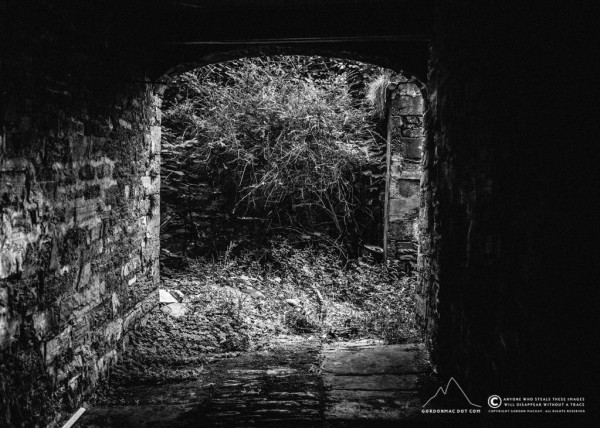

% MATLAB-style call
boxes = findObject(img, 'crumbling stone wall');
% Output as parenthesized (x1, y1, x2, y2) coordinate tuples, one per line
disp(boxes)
(160, 174, 266, 256)
(385, 80, 424, 270)
(160, 141, 388, 258)
(0, 39, 160, 425)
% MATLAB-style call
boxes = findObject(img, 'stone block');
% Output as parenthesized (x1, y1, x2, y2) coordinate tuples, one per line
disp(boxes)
(60, 277, 103, 322)
(0, 287, 20, 350)
(71, 316, 90, 345)
(70, 136, 94, 162)
(78, 163, 95, 180)
(123, 290, 157, 333)
(414, 294, 426, 319)
(45, 325, 72, 364)
(33, 309, 57, 340)
(75, 199, 101, 228)
(0, 172, 27, 206)
(0, 244, 25, 280)
(141, 175, 160, 195)
(401, 137, 424, 159)
(118, 119, 132, 130)
(392, 95, 424, 115)
(401, 127, 423, 138)
(96, 349, 117, 379)
(95, 163, 112, 179)
(77, 262, 92, 289)
(390, 179, 420, 199)
(403, 115, 422, 125)
(104, 318, 123, 343)
(388, 195, 420, 216)
(111, 292, 120, 316)
(399, 163, 421, 180)
(121, 255, 141, 278)
(389, 218, 418, 239)
(147, 125, 161, 154)
(388, 239, 417, 251)
(395, 83, 422, 98)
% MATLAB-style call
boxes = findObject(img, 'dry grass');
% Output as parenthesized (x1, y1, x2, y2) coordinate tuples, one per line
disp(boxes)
(366, 73, 391, 120)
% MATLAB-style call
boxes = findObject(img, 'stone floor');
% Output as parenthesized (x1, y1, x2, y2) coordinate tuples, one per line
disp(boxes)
(79, 338, 438, 427)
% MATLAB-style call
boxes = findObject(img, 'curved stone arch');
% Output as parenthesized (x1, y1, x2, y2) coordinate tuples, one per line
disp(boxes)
(153, 43, 428, 84)
(156, 50, 426, 278)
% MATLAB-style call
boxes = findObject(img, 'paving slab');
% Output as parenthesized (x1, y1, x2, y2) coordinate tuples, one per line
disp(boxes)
(322, 341, 435, 423)
(80, 339, 437, 427)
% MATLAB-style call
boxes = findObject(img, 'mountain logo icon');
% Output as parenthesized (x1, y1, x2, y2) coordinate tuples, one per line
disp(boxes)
(423, 377, 482, 409)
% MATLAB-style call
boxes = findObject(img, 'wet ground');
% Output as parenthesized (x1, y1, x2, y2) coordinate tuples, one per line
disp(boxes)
(80, 337, 438, 427)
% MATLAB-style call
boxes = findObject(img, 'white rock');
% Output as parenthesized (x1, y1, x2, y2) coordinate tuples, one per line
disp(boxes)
(161, 303, 188, 318)
(159, 289, 178, 303)
(363, 244, 383, 253)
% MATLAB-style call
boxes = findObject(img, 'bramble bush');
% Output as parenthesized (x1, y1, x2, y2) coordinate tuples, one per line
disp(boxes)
(161, 56, 387, 258)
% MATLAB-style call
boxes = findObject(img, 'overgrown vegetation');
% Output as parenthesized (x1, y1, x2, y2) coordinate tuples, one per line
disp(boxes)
(161, 56, 389, 258)
(149, 58, 419, 388)
(104, 238, 417, 387)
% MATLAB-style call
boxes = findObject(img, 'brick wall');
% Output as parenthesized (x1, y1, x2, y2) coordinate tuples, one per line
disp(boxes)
(0, 37, 160, 425)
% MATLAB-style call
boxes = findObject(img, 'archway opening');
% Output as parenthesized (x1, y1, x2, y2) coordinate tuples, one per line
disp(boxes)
(161, 55, 423, 341)
(87, 54, 433, 425)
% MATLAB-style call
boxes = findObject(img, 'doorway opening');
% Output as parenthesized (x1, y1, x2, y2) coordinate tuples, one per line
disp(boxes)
(87, 55, 432, 424)
(158, 55, 422, 346)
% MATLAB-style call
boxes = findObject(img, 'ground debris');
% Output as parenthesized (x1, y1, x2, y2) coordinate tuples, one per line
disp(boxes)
(90, 240, 420, 419)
